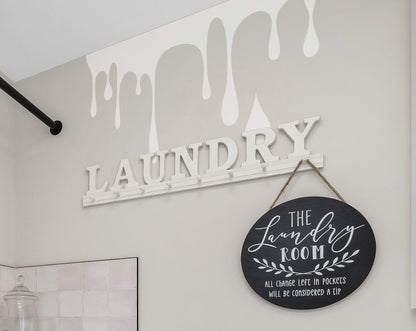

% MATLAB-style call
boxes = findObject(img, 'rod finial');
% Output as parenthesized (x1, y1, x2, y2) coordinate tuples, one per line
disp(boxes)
(50, 120, 63, 135)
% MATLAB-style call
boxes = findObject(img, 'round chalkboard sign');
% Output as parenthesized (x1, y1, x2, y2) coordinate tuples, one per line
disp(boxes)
(241, 197, 376, 309)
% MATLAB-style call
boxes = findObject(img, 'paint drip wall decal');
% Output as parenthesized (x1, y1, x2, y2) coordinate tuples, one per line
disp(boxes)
(86, 0, 320, 155)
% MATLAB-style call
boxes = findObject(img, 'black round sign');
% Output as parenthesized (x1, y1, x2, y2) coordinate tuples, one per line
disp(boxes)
(241, 197, 376, 309)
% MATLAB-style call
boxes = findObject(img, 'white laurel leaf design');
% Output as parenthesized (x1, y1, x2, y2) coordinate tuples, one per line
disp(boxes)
(252, 250, 360, 278)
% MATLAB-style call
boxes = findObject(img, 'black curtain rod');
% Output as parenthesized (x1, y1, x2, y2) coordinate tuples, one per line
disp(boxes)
(0, 76, 62, 135)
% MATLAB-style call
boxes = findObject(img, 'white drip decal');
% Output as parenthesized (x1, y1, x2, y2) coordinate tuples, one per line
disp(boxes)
(245, 95, 271, 131)
(245, 95, 271, 144)
(221, 32, 239, 126)
(86, 0, 320, 151)
(104, 74, 113, 101)
(268, 14, 280, 60)
(303, 0, 319, 57)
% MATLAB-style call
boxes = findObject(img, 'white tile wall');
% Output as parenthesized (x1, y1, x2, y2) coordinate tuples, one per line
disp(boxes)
(59, 291, 83, 317)
(84, 291, 108, 317)
(0, 267, 15, 292)
(109, 259, 137, 289)
(0, 258, 138, 331)
(109, 290, 137, 318)
(37, 266, 59, 292)
(0, 266, 14, 331)
(83, 318, 109, 331)
(38, 292, 59, 317)
(108, 318, 137, 331)
(38, 318, 59, 331)
(59, 317, 82, 331)
(84, 261, 109, 290)
(16, 267, 37, 291)
(0, 291, 6, 331)
(58, 264, 82, 291)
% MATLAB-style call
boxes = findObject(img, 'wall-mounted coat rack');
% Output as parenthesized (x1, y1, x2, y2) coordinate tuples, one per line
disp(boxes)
(0, 76, 62, 135)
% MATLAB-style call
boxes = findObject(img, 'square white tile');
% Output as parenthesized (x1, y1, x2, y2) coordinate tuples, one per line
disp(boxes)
(38, 317, 59, 331)
(83, 318, 108, 331)
(59, 291, 83, 317)
(109, 290, 137, 318)
(37, 266, 59, 292)
(0, 292, 7, 320)
(0, 317, 7, 331)
(37, 292, 59, 318)
(83, 291, 108, 317)
(0, 266, 16, 292)
(59, 264, 82, 291)
(84, 261, 109, 290)
(109, 259, 137, 289)
(108, 318, 137, 331)
(59, 317, 82, 331)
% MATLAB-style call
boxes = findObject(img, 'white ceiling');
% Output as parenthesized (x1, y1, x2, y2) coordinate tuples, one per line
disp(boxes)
(0, 0, 228, 82)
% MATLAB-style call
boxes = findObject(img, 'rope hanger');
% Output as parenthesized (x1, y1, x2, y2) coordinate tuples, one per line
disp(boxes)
(269, 159, 345, 210)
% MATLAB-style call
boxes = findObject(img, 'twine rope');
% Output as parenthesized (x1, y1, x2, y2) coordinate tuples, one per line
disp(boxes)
(269, 159, 345, 210)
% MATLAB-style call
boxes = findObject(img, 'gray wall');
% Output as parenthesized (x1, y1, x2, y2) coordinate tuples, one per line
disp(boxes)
(0, 86, 16, 266)
(10, 0, 416, 329)
(411, 0, 416, 307)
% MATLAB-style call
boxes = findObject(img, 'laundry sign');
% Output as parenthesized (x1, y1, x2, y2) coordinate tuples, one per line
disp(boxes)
(241, 197, 376, 309)
(83, 116, 322, 207)
(82, 0, 325, 208)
